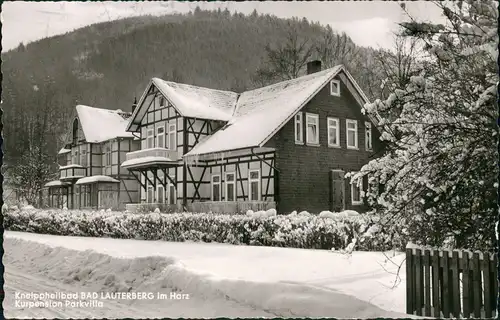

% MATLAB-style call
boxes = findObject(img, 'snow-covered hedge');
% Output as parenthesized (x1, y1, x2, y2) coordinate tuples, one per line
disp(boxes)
(4, 208, 408, 251)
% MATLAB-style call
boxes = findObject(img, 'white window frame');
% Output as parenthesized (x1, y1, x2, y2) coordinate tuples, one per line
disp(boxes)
(105, 144, 112, 167)
(157, 185, 165, 204)
(147, 186, 154, 203)
(167, 122, 176, 151)
(73, 150, 79, 165)
(351, 174, 363, 205)
(159, 96, 166, 107)
(294, 112, 304, 144)
(327, 117, 340, 147)
(305, 113, 319, 145)
(330, 79, 340, 97)
(211, 174, 221, 201)
(168, 182, 176, 205)
(225, 172, 236, 202)
(157, 126, 165, 148)
(365, 121, 372, 151)
(146, 129, 154, 149)
(346, 119, 358, 149)
(248, 169, 261, 201)
(80, 149, 87, 166)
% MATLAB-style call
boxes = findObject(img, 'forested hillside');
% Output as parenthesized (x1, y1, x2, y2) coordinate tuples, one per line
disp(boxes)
(2, 8, 392, 200)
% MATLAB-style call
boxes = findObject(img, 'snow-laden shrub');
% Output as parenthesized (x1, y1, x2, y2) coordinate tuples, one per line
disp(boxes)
(4, 209, 404, 251)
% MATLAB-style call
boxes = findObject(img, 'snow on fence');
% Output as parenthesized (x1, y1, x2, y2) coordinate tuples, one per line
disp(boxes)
(406, 248, 498, 318)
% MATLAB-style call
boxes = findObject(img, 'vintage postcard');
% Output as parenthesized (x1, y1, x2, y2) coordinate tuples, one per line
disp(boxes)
(2, 1, 498, 318)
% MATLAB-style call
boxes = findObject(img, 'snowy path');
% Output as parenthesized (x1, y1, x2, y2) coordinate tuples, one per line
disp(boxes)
(4, 232, 418, 318)
(3, 238, 277, 318)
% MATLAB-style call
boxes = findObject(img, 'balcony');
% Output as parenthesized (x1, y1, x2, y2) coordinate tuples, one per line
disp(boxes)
(122, 148, 179, 170)
(59, 164, 86, 181)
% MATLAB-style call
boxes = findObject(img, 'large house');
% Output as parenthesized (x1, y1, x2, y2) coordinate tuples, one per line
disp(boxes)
(44, 105, 140, 210)
(122, 61, 381, 214)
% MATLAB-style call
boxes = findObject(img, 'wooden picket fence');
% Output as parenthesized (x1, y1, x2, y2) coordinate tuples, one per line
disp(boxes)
(406, 248, 498, 318)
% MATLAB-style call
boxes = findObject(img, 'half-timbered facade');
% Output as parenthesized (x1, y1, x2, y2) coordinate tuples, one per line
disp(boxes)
(45, 105, 140, 210)
(124, 61, 380, 214)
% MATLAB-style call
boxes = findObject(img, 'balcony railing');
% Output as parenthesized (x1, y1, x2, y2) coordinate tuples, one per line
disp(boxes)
(122, 148, 179, 169)
(59, 164, 86, 181)
(125, 148, 179, 162)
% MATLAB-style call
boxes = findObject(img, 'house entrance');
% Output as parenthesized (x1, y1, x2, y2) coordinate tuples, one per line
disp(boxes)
(330, 169, 345, 212)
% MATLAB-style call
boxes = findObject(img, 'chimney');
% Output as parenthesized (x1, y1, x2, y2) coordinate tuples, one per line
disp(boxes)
(307, 60, 322, 75)
(131, 97, 137, 113)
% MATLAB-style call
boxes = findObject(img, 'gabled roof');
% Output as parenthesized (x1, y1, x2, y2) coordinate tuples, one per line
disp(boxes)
(127, 64, 373, 158)
(76, 105, 134, 143)
(127, 79, 237, 131)
(185, 66, 347, 158)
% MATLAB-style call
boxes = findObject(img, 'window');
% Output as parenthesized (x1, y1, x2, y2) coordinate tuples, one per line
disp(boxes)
(306, 113, 319, 145)
(327, 117, 340, 147)
(248, 169, 261, 201)
(365, 122, 372, 151)
(168, 184, 176, 205)
(157, 126, 165, 148)
(157, 185, 165, 204)
(147, 129, 154, 149)
(346, 119, 358, 149)
(73, 150, 79, 165)
(80, 149, 87, 167)
(167, 123, 176, 151)
(105, 145, 111, 167)
(351, 174, 363, 205)
(159, 96, 166, 107)
(294, 112, 303, 144)
(225, 172, 236, 202)
(72, 119, 78, 144)
(211, 174, 221, 201)
(147, 186, 154, 203)
(330, 80, 340, 96)
(82, 185, 91, 207)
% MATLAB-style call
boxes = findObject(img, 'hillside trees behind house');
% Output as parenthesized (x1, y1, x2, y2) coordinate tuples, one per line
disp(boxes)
(351, 0, 498, 250)
(2, 8, 397, 204)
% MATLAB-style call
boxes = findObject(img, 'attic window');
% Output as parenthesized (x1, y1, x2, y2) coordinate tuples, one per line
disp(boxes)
(330, 80, 340, 97)
(159, 96, 166, 107)
(72, 119, 78, 144)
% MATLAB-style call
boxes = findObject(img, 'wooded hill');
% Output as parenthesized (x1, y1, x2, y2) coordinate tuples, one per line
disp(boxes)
(2, 8, 389, 174)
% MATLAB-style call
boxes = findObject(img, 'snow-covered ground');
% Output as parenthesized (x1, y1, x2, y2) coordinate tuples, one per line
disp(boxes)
(4, 231, 417, 318)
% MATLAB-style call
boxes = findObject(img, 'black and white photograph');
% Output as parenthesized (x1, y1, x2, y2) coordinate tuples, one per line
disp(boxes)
(1, 0, 498, 318)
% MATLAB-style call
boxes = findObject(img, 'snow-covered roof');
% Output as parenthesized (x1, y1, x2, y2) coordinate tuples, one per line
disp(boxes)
(185, 66, 344, 158)
(75, 175, 120, 185)
(76, 105, 134, 143)
(121, 156, 176, 168)
(59, 164, 84, 170)
(127, 79, 237, 131)
(44, 180, 70, 187)
(128, 64, 372, 158)
(58, 148, 71, 155)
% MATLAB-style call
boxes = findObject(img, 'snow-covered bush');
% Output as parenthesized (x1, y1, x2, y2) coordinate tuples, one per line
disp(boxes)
(4, 208, 404, 251)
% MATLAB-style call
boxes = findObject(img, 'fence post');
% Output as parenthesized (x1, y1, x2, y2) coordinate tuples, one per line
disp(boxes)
(406, 248, 414, 315)
(483, 252, 492, 318)
(462, 250, 471, 318)
(432, 249, 441, 318)
(442, 250, 451, 317)
(415, 248, 423, 316)
(424, 250, 432, 316)
(472, 252, 482, 318)
(452, 250, 461, 317)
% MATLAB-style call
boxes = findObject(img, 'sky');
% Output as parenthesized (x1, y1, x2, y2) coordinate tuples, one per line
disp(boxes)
(1, 1, 446, 52)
